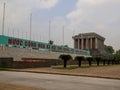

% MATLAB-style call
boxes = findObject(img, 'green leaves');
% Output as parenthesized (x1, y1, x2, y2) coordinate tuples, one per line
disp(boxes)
(114, 53, 120, 61)
(74, 56, 85, 61)
(104, 45, 114, 54)
(59, 54, 72, 61)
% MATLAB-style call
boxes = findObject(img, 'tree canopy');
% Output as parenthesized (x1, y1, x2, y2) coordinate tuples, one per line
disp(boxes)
(114, 52, 120, 61)
(74, 56, 85, 61)
(59, 54, 72, 61)
(104, 45, 114, 54)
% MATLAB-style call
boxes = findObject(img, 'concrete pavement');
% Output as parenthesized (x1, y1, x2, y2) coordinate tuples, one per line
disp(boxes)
(0, 71, 120, 90)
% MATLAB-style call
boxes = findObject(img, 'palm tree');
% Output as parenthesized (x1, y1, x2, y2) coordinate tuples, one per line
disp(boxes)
(59, 54, 72, 68)
(75, 56, 85, 67)
(86, 57, 93, 66)
(95, 57, 101, 66)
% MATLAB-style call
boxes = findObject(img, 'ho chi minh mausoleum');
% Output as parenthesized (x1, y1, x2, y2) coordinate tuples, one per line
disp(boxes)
(73, 32, 106, 57)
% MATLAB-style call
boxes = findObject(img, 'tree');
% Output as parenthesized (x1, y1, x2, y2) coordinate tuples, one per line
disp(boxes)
(107, 58, 110, 65)
(75, 56, 85, 67)
(95, 57, 101, 66)
(116, 49, 120, 53)
(102, 58, 106, 66)
(114, 52, 120, 64)
(104, 45, 114, 54)
(49, 40, 54, 44)
(59, 54, 72, 68)
(86, 57, 93, 66)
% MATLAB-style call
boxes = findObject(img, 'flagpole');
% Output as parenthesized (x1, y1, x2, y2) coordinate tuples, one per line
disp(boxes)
(49, 20, 51, 42)
(48, 20, 51, 53)
(30, 13, 32, 41)
(29, 13, 32, 51)
(2, 3, 6, 50)
(2, 3, 6, 36)
(63, 26, 64, 46)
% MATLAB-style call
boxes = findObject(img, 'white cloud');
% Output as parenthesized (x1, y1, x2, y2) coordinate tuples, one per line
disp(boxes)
(0, 0, 59, 37)
(0, 0, 120, 50)
(67, 0, 111, 20)
(77, 0, 108, 6)
(39, 0, 59, 9)
(66, 9, 83, 20)
(66, 0, 120, 50)
(0, 0, 59, 9)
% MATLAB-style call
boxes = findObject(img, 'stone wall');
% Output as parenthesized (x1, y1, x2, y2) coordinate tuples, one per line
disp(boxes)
(12, 62, 51, 69)
(0, 57, 13, 68)
(0, 46, 89, 61)
(0, 58, 53, 68)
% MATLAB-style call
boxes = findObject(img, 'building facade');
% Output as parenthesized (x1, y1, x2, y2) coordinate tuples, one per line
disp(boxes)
(73, 32, 105, 57)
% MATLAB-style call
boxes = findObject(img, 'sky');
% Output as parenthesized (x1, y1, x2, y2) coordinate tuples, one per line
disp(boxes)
(0, 0, 120, 50)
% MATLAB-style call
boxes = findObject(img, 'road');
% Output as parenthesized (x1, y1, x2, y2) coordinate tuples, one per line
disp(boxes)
(0, 71, 120, 90)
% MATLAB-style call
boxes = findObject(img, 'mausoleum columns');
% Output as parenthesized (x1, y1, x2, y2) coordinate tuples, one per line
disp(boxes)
(90, 38, 93, 49)
(95, 38, 98, 49)
(74, 37, 98, 50)
(73, 33, 105, 57)
(81, 38, 83, 49)
(78, 38, 80, 49)
(86, 38, 88, 49)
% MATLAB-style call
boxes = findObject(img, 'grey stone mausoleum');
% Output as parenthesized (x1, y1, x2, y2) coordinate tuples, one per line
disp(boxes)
(73, 32, 105, 57)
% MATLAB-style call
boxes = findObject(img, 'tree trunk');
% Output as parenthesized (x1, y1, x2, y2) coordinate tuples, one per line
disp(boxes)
(108, 60, 110, 65)
(112, 60, 114, 65)
(117, 61, 119, 64)
(97, 60, 99, 66)
(103, 60, 105, 66)
(78, 60, 82, 67)
(64, 60, 67, 68)
(88, 60, 92, 66)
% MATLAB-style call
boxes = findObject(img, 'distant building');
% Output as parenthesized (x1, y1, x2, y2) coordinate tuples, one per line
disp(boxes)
(73, 32, 105, 57)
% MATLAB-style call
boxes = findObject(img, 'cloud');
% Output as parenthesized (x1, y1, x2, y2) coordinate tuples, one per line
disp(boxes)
(66, 9, 83, 20)
(39, 0, 59, 9)
(77, 0, 108, 6)
(0, 0, 59, 9)
(0, 0, 120, 50)
(66, 0, 120, 50)
(67, 0, 111, 20)
(0, 0, 59, 36)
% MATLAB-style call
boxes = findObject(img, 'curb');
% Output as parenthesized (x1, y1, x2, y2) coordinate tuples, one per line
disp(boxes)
(10, 70, 120, 80)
